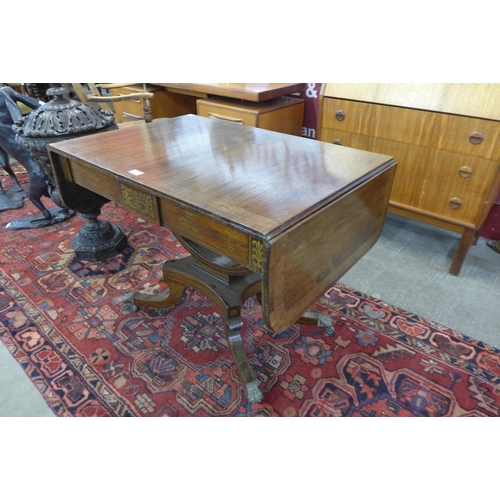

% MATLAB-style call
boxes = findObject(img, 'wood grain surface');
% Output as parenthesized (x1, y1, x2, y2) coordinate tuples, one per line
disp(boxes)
(154, 83, 306, 102)
(48, 115, 396, 332)
(49, 115, 394, 238)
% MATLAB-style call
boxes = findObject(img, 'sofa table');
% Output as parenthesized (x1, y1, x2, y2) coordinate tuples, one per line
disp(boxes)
(48, 115, 396, 403)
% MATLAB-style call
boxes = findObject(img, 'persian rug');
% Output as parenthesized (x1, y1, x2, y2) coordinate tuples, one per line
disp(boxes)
(1, 167, 500, 417)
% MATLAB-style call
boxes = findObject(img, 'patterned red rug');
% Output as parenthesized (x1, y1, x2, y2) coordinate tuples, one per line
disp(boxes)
(1, 168, 500, 417)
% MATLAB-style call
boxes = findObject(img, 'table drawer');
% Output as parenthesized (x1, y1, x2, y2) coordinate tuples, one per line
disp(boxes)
(197, 96, 304, 136)
(320, 129, 500, 225)
(320, 97, 500, 160)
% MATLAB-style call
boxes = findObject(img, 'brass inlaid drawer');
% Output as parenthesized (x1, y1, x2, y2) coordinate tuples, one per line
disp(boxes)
(118, 180, 161, 225)
(320, 97, 500, 160)
(158, 196, 261, 272)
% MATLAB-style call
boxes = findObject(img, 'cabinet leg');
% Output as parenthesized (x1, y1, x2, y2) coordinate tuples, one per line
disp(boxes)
(449, 228, 475, 276)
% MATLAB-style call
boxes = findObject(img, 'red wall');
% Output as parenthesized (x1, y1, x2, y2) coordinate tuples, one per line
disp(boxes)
(290, 83, 321, 140)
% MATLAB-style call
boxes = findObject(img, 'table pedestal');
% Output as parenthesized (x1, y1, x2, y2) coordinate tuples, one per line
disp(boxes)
(128, 236, 333, 404)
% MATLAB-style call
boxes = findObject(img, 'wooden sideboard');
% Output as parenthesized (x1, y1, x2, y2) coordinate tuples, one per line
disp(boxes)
(318, 83, 500, 275)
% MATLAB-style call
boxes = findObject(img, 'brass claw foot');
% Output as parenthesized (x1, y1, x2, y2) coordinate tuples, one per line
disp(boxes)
(297, 311, 334, 333)
(316, 313, 333, 328)
(122, 292, 138, 311)
(246, 381, 263, 404)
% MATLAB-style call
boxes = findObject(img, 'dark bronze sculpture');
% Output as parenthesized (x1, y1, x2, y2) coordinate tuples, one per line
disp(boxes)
(0, 86, 41, 211)
(11, 86, 127, 260)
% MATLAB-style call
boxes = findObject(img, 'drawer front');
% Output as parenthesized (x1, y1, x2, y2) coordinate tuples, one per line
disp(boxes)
(113, 99, 145, 122)
(197, 101, 257, 126)
(118, 180, 161, 225)
(111, 87, 152, 122)
(320, 97, 500, 160)
(320, 129, 500, 226)
(158, 196, 257, 271)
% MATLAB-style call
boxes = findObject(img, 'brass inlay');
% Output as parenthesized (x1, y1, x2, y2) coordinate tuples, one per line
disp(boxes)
(120, 183, 156, 220)
(249, 238, 264, 274)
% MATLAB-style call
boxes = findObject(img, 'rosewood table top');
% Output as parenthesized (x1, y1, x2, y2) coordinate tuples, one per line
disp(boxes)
(48, 114, 395, 331)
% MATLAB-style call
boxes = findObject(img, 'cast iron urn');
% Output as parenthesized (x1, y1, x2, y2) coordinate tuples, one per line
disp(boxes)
(13, 86, 128, 261)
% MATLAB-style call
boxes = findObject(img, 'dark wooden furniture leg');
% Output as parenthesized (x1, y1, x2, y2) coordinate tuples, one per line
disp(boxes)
(160, 257, 263, 402)
(127, 235, 334, 403)
(127, 234, 264, 403)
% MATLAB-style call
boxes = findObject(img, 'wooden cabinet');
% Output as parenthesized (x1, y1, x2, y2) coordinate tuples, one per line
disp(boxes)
(111, 84, 198, 122)
(318, 83, 500, 275)
(197, 96, 304, 136)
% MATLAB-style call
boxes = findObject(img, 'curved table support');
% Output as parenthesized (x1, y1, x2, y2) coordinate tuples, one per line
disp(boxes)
(129, 252, 263, 403)
(126, 238, 331, 404)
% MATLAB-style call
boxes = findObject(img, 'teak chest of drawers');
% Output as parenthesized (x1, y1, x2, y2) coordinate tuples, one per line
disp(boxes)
(318, 83, 500, 275)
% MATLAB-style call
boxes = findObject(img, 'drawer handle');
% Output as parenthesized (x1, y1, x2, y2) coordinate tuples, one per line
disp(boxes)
(207, 112, 244, 125)
(333, 139, 343, 145)
(469, 131, 484, 144)
(449, 197, 462, 209)
(122, 112, 142, 120)
(335, 110, 346, 121)
(459, 166, 473, 178)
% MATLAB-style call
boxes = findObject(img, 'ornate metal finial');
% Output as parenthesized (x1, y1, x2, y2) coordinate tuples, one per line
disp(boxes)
(9, 86, 119, 236)
(14, 86, 116, 138)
